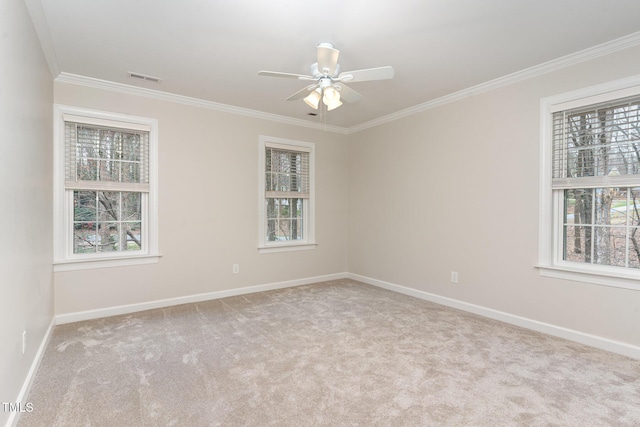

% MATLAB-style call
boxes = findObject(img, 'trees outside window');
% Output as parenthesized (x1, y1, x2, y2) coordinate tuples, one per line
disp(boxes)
(54, 106, 158, 270)
(553, 96, 640, 269)
(70, 125, 146, 254)
(258, 136, 315, 253)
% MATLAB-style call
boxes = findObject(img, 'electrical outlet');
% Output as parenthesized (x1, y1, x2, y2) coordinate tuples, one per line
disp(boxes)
(232, 264, 239, 274)
(22, 331, 26, 355)
(450, 271, 459, 284)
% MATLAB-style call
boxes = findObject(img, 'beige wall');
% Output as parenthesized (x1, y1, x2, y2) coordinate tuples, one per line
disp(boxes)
(53, 83, 349, 315)
(53, 44, 640, 350)
(348, 44, 640, 347)
(0, 0, 54, 423)
(39, 32, 640, 355)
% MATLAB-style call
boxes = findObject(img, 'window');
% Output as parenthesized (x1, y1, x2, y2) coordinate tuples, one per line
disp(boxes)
(54, 105, 158, 270)
(539, 76, 640, 289)
(258, 136, 315, 253)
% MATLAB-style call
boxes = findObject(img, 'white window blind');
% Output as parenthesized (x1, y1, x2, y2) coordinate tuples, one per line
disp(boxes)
(65, 121, 150, 192)
(265, 144, 310, 199)
(552, 94, 640, 189)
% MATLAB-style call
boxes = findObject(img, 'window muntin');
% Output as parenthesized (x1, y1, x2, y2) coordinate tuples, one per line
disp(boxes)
(552, 94, 640, 271)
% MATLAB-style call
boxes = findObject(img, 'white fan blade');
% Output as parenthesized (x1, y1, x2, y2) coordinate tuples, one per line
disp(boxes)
(317, 43, 339, 75)
(285, 84, 318, 101)
(334, 83, 362, 103)
(259, 71, 315, 81)
(338, 66, 394, 83)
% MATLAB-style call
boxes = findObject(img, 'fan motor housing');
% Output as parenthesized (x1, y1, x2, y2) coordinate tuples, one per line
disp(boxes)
(311, 62, 340, 78)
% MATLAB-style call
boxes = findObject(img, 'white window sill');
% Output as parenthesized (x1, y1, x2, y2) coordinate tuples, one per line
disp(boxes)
(535, 264, 640, 291)
(54, 254, 161, 272)
(258, 242, 317, 254)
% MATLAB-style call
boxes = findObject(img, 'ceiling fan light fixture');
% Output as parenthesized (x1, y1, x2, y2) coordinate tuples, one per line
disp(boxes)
(322, 86, 340, 105)
(326, 98, 343, 111)
(304, 89, 322, 109)
(258, 42, 394, 115)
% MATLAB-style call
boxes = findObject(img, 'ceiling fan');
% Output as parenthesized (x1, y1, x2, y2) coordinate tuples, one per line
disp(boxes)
(258, 42, 394, 111)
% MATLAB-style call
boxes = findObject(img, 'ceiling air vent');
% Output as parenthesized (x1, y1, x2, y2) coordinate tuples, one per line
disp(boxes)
(128, 72, 162, 83)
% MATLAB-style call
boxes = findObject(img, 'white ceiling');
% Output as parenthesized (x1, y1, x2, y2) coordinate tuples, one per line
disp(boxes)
(29, 0, 640, 129)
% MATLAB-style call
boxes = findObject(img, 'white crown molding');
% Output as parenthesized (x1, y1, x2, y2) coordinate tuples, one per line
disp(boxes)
(24, 0, 60, 78)
(55, 73, 350, 135)
(51, 30, 640, 135)
(349, 31, 640, 134)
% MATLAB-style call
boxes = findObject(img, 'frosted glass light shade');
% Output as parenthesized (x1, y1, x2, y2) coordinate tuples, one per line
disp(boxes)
(304, 89, 321, 109)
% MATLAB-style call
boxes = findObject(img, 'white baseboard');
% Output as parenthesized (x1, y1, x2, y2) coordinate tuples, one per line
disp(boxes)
(348, 273, 640, 360)
(55, 272, 349, 325)
(52, 271, 640, 359)
(6, 318, 55, 427)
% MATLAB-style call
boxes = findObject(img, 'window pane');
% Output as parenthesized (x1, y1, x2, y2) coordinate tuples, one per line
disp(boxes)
(280, 198, 291, 219)
(99, 222, 120, 252)
(125, 222, 142, 251)
(73, 190, 142, 254)
(100, 160, 121, 182)
(292, 218, 303, 240)
(122, 192, 141, 221)
(267, 219, 277, 241)
(266, 149, 309, 194)
(74, 191, 96, 221)
(265, 172, 273, 191)
(564, 189, 592, 226)
(266, 199, 277, 218)
(564, 225, 591, 263)
(119, 133, 142, 162)
(611, 189, 629, 225)
(560, 100, 640, 179)
(593, 226, 625, 267)
(74, 222, 97, 253)
(265, 198, 304, 241)
(595, 188, 627, 225)
(278, 219, 292, 240)
(293, 198, 302, 221)
(73, 191, 97, 253)
(97, 192, 121, 221)
(77, 160, 97, 181)
(277, 173, 290, 192)
(123, 162, 141, 183)
(630, 188, 640, 225)
(75, 126, 144, 184)
(628, 228, 640, 268)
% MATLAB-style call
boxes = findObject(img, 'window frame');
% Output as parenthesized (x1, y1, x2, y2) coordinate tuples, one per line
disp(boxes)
(258, 135, 316, 253)
(538, 75, 640, 290)
(53, 105, 159, 271)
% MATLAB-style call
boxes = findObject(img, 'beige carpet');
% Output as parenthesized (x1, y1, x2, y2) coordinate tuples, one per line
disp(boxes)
(18, 279, 640, 426)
